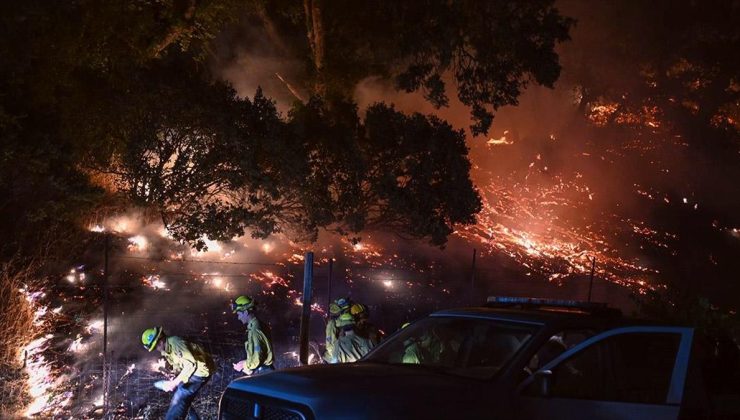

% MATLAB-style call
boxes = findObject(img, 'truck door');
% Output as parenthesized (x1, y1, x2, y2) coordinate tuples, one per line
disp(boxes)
(515, 326, 693, 420)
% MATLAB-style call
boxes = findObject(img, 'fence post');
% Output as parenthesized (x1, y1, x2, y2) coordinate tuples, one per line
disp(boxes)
(103, 234, 110, 418)
(327, 258, 333, 309)
(469, 248, 477, 305)
(299, 252, 314, 365)
(587, 257, 596, 302)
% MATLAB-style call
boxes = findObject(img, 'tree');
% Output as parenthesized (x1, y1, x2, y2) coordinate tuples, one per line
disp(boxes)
(104, 59, 480, 247)
(0, 0, 245, 260)
(0, 1, 575, 255)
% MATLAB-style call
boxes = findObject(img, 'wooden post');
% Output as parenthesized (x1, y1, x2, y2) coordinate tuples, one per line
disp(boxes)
(299, 252, 314, 365)
(470, 249, 477, 305)
(103, 234, 110, 417)
(587, 257, 596, 302)
(327, 258, 333, 309)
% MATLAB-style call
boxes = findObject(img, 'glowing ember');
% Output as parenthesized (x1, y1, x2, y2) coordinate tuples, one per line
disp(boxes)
(19, 289, 75, 417)
(89, 224, 105, 232)
(457, 173, 660, 291)
(142, 274, 168, 290)
(262, 242, 274, 254)
(128, 235, 148, 252)
(250, 270, 289, 289)
(487, 131, 514, 146)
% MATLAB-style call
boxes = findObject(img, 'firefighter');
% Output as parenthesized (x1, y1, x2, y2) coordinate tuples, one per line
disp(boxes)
(141, 327, 214, 420)
(329, 313, 375, 363)
(350, 303, 382, 346)
(323, 297, 352, 363)
(402, 327, 443, 365)
(231, 295, 274, 375)
(323, 302, 341, 363)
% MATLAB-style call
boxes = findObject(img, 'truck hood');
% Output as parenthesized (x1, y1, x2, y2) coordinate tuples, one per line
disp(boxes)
(227, 362, 500, 419)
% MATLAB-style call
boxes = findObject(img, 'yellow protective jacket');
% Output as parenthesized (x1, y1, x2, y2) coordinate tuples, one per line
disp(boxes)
(330, 331, 374, 364)
(402, 342, 425, 364)
(323, 318, 338, 363)
(402, 339, 443, 364)
(244, 316, 273, 370)
(161, 336, 213, 384)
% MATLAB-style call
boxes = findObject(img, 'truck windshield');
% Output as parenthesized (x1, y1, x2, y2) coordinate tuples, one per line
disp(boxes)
(364, 316, 538, 379)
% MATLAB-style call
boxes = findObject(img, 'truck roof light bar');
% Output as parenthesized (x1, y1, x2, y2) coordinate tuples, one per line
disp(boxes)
(485, 296, 622, 317)
(486, 296, 608, 309)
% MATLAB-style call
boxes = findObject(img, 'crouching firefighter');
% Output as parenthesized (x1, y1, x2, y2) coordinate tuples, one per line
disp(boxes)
(231, 295, 275, 375)
(141, 327, 214, 420)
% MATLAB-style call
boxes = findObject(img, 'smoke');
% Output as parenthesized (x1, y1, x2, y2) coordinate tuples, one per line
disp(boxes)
(212, 15, 307, 111)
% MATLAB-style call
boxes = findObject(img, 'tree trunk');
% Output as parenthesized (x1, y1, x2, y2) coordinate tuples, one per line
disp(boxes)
(303, 0, 325, 95)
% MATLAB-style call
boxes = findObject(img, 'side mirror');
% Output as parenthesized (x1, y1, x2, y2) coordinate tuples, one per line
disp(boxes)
(533, 369, 553, 397)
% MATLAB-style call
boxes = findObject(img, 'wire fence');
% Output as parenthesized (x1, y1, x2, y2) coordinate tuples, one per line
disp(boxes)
(43, 242, 632, 419)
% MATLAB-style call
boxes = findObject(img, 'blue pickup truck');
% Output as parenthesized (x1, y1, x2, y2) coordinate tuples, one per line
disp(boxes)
(219, 297, 739, 419)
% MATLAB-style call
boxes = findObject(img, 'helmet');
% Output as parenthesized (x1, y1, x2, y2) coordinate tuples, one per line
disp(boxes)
(329, 302, 341, 316)
(231, 295, 255, 313)
(401, 322, 411, 329)
(350, 303, 367, 317)
(335, 297, 351, 312)
(335, 313, 355, 328)
(141, 327, 163, 352)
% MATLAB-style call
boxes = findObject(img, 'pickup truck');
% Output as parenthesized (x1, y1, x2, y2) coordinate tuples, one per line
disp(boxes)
(219, 297, 739, 419)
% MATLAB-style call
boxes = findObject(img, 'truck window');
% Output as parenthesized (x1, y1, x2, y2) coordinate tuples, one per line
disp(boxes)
(533, 332, 681, 404)
(527, 330, 592, 372)
(365, 317, 539, 379)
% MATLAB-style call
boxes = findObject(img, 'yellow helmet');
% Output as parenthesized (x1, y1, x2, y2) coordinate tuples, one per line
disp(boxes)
(329, 302, 341, 316)
(336, 313, 355, 328)
(401, 322, 411, 329)
(350, 303, 367, 317)
(231, 295, 255, 313)
(141, 326, 163, 352)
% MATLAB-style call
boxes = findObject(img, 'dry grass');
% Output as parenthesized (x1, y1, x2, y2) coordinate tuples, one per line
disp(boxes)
(0, 261, 36, 417)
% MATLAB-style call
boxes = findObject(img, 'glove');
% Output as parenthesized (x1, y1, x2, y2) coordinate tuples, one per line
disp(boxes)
(154, 380, 177, 392)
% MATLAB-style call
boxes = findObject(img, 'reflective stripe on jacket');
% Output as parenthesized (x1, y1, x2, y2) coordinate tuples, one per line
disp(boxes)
(162, 336, 213, 383)
(324, 318, 338, 362)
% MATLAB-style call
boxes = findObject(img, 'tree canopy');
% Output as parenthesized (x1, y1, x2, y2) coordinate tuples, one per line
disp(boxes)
(0, 0, 575, 257)
(247, 0, 574, 134)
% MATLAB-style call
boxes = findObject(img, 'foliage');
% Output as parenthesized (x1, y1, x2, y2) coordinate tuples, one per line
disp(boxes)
(254, 0, 574, 135)
(571, 0, 739, 142)
(0, 0, 571, 255)
(0, 0, 243, 259)
(0, 262, 36, 416)
(105, 65, 481, 247)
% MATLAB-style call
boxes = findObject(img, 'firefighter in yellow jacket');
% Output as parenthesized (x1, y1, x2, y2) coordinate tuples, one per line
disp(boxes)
(329, 313, 375, 363)
(141, 327, 214, 420)
(231, 295, 274, 375)
(324, 297, 351, 363)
